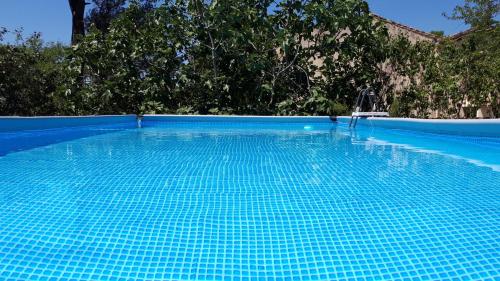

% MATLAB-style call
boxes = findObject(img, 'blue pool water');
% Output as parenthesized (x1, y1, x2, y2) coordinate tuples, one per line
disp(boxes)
(0, 119, 499, 280)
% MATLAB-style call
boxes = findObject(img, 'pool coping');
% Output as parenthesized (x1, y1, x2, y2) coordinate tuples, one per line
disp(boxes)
(0, 115, 134, 119)
(337, 116, 500, 124)
(337, 116, 500, 137)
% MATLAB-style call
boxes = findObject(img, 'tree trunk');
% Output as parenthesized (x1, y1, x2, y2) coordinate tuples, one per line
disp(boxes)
(69, 0, 86, 45)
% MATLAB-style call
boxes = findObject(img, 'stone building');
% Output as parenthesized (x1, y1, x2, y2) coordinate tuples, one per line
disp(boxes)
(372, 14, 439, 44)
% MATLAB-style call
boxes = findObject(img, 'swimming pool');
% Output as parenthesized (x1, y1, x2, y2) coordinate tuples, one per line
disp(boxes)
(0, 116, 498, 280)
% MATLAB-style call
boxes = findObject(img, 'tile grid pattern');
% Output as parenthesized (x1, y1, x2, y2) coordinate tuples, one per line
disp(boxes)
(0, 122, 498, 280)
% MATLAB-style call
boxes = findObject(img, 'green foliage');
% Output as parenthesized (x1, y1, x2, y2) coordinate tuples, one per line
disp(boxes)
(85, 0, 127, 33)
(177, 0, 279, 114)
(85, 0, 159, 33)
(456, 27, 500, 117)
(0, 30, 69, 115)
(278, 89, 349, 116)
(430, 30, 445, 37)
(64, 0, 384, 116)
(0, 0, 498, 117)
(378, 0, 500, 118)
(65, 1, 186, 114)
(444, 0, 499, 28)
(385, 25, 499, 118)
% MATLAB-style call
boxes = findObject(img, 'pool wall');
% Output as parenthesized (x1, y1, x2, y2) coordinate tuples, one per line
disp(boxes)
(0, 115, 136, 132)
(1, 114, 499, 137)
(142, 114, 335, 123)
(337, 116, 500, 137)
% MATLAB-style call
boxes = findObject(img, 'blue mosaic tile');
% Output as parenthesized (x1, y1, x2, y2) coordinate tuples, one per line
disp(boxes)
(0, 121, 498, 280)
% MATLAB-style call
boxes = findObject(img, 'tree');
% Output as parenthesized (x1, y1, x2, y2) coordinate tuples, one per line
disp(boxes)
(85, 0, 159, 33)
(384, 0, 500, 119)
(430, 30, 445, 37)
(66, 1, 186, 114)
(85, 0, 126, 33)
(445, 0, 499, 28)
(177, 0, 279, 114)
(444, 0, 500, 117)
(0, 30, 68, 115)
(176, 0, 386, 116)
(7, 0, 496, 117)
(69, 0, 87, 44)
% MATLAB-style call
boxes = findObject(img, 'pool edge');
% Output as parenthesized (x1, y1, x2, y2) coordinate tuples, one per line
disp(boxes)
(0, 115, 137, 132)
(336, 116, 500, 138)
(142, 114, 336, 123)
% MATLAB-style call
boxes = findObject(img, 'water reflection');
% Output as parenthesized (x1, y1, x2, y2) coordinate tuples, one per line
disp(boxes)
(0, 124, 135, 156)
(334, 125, 500, 172)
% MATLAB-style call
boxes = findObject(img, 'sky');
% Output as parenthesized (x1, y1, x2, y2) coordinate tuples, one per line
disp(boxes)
(0, 0, 470, 45)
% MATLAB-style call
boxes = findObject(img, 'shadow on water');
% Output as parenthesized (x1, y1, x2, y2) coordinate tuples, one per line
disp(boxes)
(0, 124, 136, 157)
